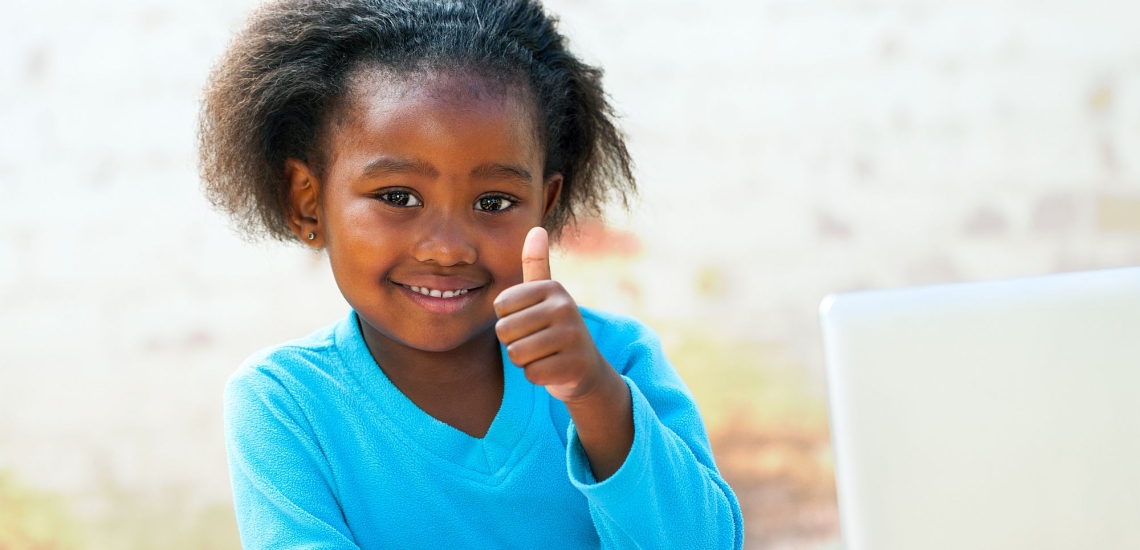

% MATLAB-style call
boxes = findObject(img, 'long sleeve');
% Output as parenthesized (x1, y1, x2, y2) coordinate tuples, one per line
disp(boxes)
(223, 366, 360, 550)
(566, 316, 745, 549)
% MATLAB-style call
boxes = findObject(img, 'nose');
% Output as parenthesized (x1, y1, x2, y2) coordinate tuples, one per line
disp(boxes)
(411, 208, 478, 267)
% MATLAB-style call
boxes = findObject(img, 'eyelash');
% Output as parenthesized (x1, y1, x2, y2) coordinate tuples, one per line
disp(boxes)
(375, 189, 421, 207)
(474, 193, 517, 213)
(373, 189, 518, 213)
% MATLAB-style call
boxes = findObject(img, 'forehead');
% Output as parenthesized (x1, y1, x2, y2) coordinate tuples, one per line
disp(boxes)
(327, 67, 543, 168)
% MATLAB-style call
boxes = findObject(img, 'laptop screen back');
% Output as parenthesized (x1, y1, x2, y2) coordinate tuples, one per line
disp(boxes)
(819, 267, 1140, 550)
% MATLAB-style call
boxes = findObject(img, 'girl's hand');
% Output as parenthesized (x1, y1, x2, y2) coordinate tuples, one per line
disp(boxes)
(493, 227, 614, 403)
(495, 227, 634, 480)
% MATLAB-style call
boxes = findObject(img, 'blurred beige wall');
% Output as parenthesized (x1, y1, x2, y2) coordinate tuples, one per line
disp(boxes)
(1, 0, 1138, 548)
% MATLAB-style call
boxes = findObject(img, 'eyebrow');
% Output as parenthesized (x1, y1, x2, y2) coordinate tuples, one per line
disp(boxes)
(469, 163, 533, 189)
(360, 157, 438, 178)
(359, 157, 533, 188)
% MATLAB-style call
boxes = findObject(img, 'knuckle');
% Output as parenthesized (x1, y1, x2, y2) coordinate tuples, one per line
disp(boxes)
(523, 368, 543, 386)
(554, 297, 575, 316)
(493, 292, 513, 311)
(506, 344, 523, 364)
(494, 319, 510, 339)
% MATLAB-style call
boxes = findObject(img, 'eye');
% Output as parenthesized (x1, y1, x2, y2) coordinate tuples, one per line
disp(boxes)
(377, 189, 422, 207)
(474, 194, 515, 212)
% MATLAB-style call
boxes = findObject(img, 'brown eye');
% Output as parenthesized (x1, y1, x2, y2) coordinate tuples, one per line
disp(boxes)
(475, 195, 514, 212)
(378, 190, 421, 207)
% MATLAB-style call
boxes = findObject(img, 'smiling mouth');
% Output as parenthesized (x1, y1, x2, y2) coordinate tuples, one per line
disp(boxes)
(398, 283, 481, 299)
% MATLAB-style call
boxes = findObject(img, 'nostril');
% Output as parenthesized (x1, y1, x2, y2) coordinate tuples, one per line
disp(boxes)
(412, 238, 479, 266)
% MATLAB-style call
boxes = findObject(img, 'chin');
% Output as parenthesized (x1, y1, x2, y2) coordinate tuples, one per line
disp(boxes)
(369, 313, 498, 355)
(403, 332, 478, 353)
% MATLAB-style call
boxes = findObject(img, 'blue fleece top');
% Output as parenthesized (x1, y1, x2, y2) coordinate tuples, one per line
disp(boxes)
(223, 307, 744, 549)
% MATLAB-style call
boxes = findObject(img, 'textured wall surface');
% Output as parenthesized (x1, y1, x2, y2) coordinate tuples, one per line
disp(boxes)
(1, 0, 1138, 548)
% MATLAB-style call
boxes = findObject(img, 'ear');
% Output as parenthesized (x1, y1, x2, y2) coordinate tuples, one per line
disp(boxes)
(284, 158, 325, 247)
(541, 172, 563, 221)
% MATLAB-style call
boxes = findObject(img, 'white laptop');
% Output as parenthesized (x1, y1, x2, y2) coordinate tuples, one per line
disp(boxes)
(819, 267, 1140, 550)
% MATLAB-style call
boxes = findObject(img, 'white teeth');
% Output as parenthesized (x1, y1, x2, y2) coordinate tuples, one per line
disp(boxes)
(404, 284, 471, 298)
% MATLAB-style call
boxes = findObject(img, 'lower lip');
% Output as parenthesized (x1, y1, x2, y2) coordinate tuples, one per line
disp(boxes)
(395, 283, 483, 315)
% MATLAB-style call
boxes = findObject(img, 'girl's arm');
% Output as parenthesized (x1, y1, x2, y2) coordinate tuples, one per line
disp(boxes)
(224, 367, 360, 550)
(495, 228, 744, 548)
(566, 311, 746, 550)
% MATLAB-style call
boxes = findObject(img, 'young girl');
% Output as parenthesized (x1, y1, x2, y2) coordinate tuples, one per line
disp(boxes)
(199, 0, 743, 547)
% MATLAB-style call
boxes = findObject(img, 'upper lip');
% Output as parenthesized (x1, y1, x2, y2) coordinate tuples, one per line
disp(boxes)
(391, 275, 488, 291)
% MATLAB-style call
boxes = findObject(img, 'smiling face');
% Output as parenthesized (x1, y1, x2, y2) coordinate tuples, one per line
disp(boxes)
(286, 68, 562, 355)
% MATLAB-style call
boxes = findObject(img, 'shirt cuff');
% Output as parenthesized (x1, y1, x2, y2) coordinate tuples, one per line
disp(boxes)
(566, 375, 652, 499)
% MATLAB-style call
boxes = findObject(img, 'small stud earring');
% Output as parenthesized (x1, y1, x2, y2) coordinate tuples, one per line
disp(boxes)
(307, 232, 316, 241)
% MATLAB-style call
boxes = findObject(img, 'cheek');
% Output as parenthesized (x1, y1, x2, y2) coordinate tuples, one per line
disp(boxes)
(480, 233, 526, 287)
(325, 200, 402, 274)
(331, 197, 384, 239)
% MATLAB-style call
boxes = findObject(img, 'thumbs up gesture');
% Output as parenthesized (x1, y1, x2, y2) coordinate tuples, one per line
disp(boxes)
(493, 227, 613, 404)
(495, 226, 634, 479)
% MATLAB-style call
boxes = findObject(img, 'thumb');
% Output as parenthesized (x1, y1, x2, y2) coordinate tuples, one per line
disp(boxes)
(521, 226, 551, 282)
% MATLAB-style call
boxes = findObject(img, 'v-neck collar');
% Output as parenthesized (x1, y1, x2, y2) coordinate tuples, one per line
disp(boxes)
(333, 311, 539, 478)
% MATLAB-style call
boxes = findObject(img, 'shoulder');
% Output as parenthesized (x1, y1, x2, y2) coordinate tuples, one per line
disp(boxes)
(223, 317, 344, 414)
(580, 306, 661, 346)
(578, 306, 665, 374)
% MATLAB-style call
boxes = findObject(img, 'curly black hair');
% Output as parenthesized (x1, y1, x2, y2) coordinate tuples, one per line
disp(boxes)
(198, 0, 635, 243)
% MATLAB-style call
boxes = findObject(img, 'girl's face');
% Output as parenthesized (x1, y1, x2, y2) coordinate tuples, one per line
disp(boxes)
(288, 70, 561, 354)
